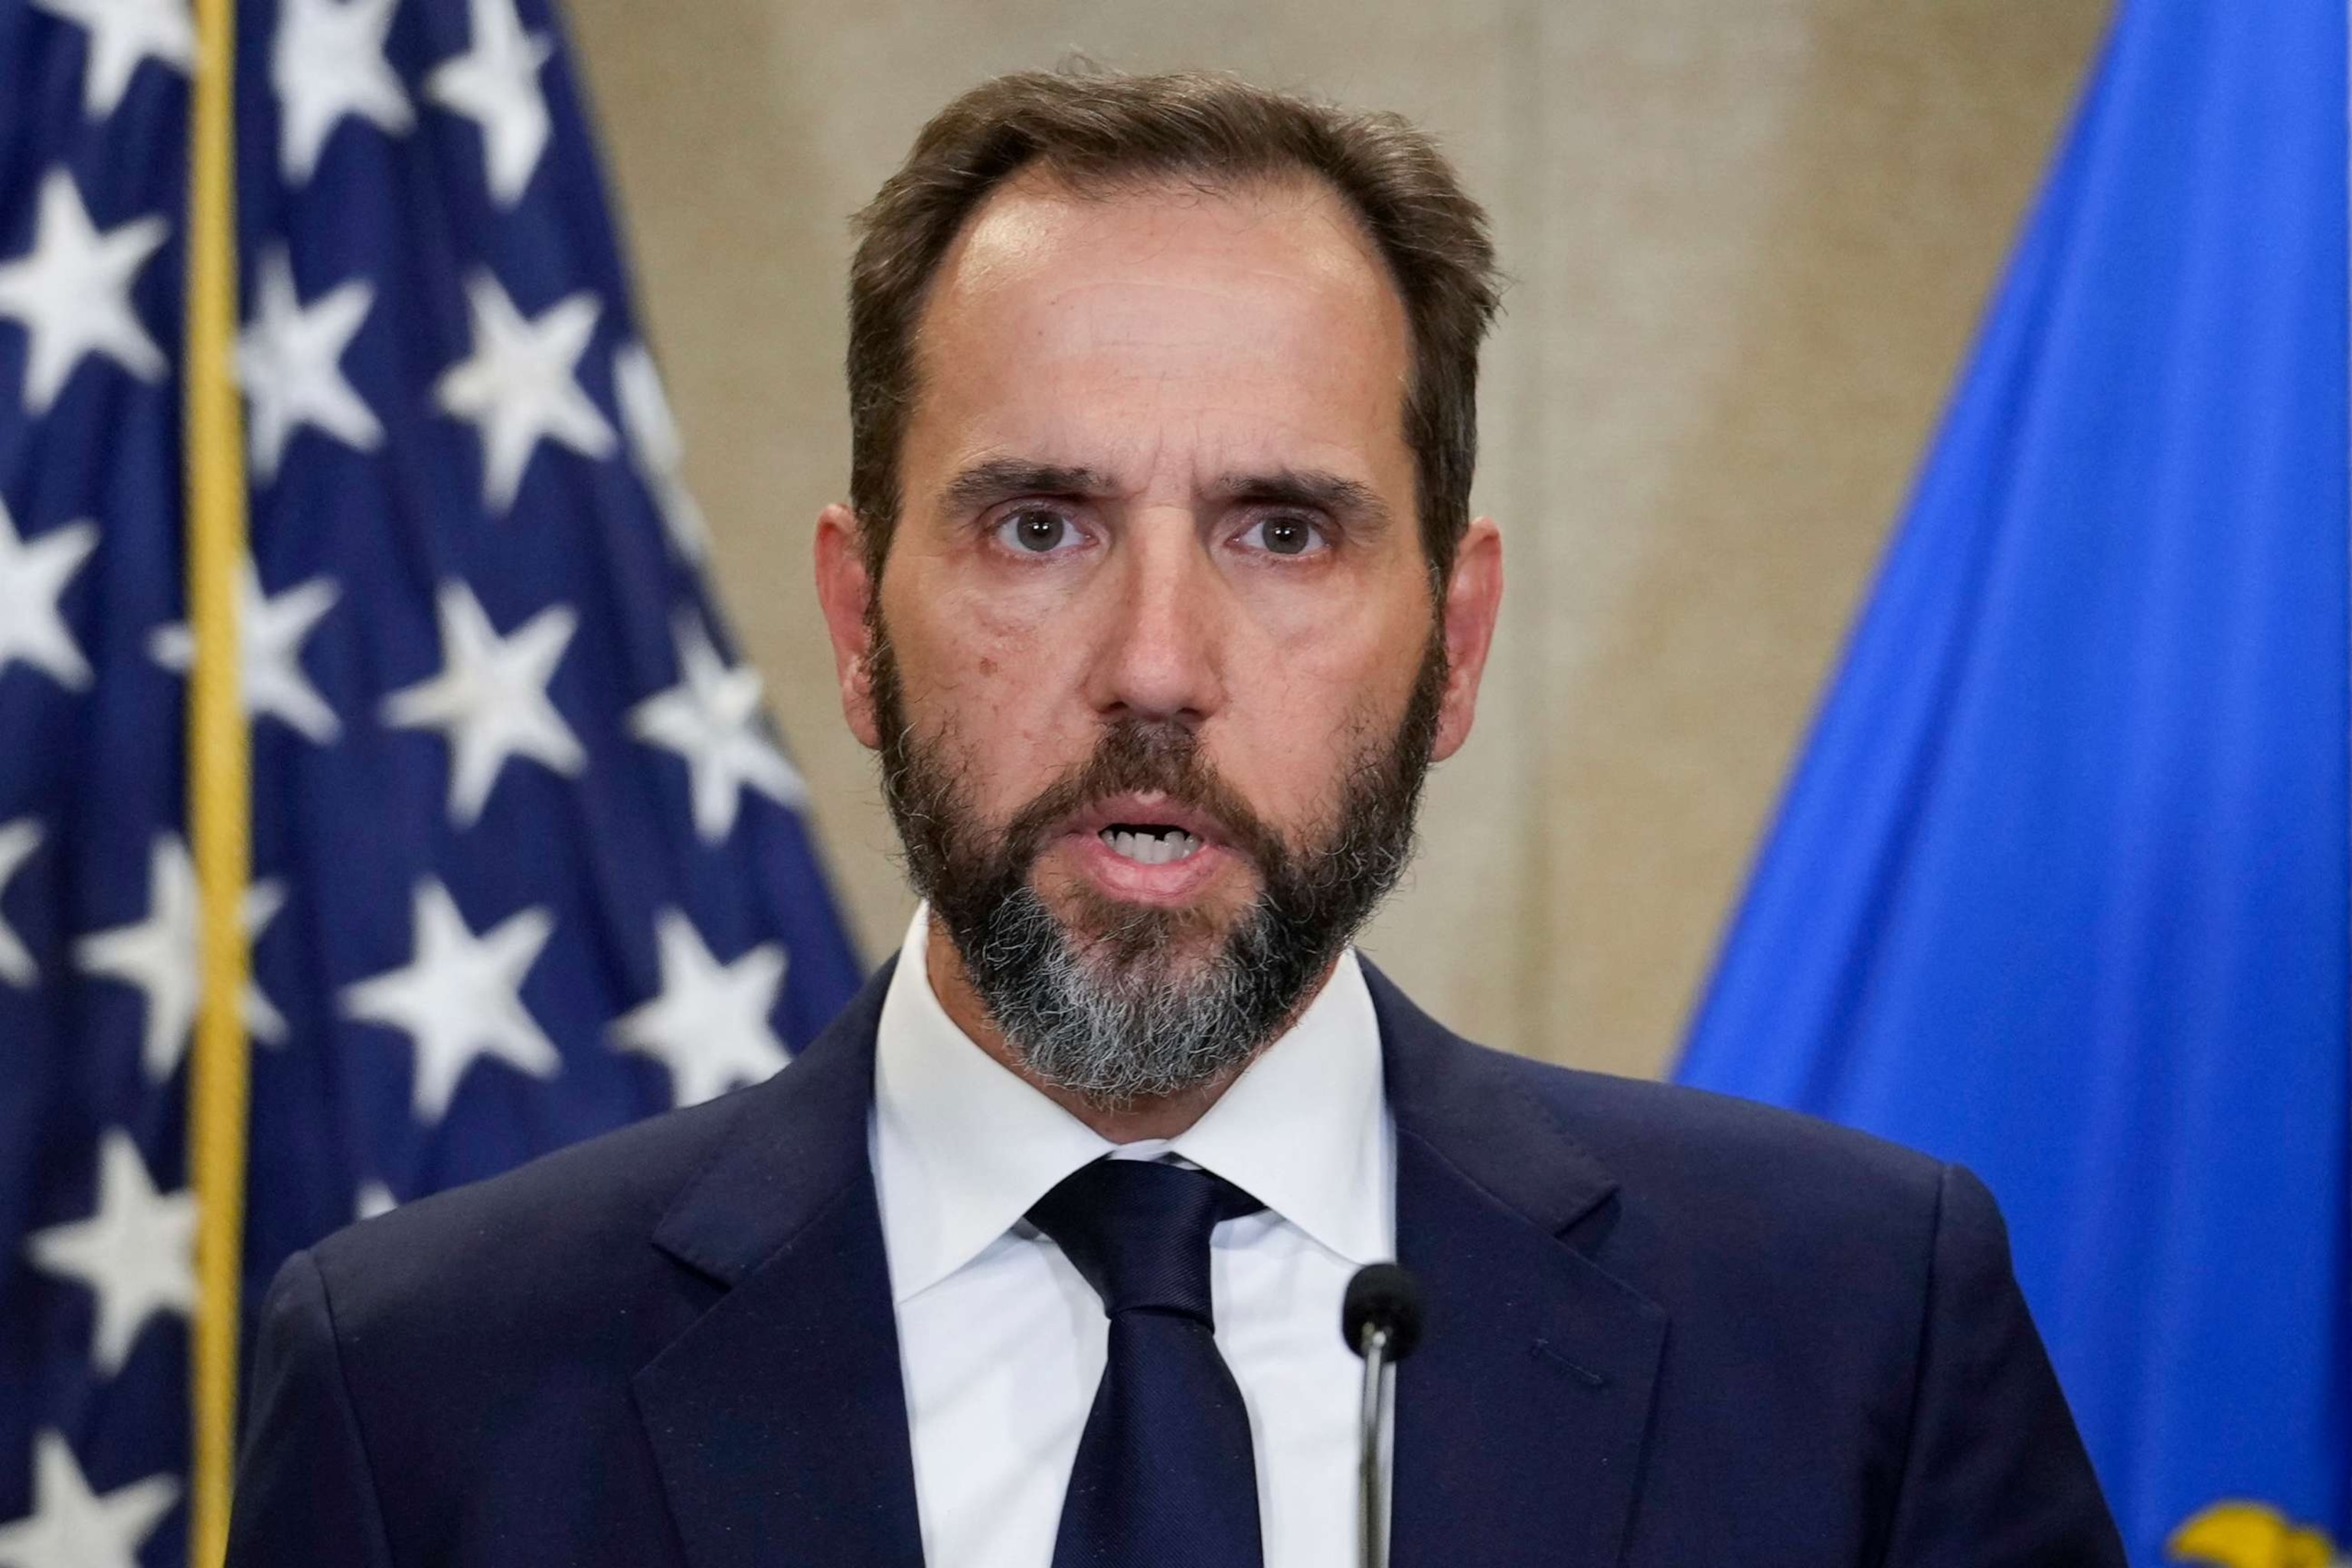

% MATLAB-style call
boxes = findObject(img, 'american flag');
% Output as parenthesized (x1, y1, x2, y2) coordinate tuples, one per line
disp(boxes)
(0, 0, 864, 1560)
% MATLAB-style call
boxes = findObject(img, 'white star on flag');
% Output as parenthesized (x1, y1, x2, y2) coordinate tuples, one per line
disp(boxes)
(237, 247, 382, 482)
(381, 580, 585, 826)
(614, 341, 709, 563)
(611, 909, 789, 1107)
(0, 818, 44, 988)
(73, 835, 288, 1083)
(0, 1432, 179, 1568)
(0, 501, 97, 691)
(22, 1132, 198, 1378)
(28, 0, 195, 119)
(271, 0, 412, 185)
(0, 169, 168, 416)
(354, 1181, 397, 1221)
(424, 0, 553, 207)
(629, 612, 808, 844)
(433, 272, 614, 514)
(148, 557, 341, 743)
(340, 879, 560, 1123)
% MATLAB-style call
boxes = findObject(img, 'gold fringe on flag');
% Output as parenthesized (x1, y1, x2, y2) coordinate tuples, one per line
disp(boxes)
(183, 0, 250, 1560)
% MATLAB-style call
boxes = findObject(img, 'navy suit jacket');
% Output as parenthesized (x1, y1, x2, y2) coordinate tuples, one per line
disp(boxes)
(227, 962, 2125, 1566)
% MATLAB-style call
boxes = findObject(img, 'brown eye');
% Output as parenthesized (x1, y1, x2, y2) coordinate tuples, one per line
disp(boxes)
(998, 510, 1073, 553)
(1245, 514, 1324, 557)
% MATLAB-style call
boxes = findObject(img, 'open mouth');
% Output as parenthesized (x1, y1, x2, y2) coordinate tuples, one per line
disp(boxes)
(1097, 824, 1206, 867)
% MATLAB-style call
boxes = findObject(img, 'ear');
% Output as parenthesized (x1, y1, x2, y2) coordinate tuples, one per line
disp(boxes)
(1431, 516, 1503, 763)
(813, 502, 883, 750)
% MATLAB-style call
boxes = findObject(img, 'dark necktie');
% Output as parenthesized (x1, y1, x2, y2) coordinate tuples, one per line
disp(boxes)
(1027, 1158, 1268, 1568)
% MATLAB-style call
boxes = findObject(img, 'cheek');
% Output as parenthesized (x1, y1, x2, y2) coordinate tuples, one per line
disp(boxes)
(884, 575, 1100, 805)
(1214, 622, 1421, 820)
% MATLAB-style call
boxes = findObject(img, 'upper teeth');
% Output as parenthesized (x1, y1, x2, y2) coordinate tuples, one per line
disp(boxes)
(1102, 828, 1204, 867)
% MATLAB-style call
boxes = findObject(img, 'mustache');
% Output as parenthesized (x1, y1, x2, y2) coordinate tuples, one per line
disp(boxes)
(873, 650, 1286, 904)
(993, 719, 1292, 881)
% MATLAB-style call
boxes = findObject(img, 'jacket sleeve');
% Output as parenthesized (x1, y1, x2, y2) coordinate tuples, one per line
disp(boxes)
(225, 1248, 399, 1568)
(1878, 1164, 2128, 1567)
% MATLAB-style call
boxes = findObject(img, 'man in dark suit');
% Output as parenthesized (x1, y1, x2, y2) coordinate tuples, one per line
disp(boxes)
(229, 68, 2125, 1567)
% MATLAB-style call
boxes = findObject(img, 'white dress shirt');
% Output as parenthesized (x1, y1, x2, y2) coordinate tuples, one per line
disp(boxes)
(871, 906, 1396, 1568)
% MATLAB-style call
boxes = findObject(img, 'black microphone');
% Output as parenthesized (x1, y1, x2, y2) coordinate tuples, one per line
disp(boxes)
(1342, 1263, 1425, 1568)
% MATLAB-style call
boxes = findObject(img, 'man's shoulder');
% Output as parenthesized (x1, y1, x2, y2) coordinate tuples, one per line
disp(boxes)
(299, 963, 897, 1344)
(1446, 1034, 1956, 1261)
(304, 1083, 755, 1341)
(1520, 1047, 1941, 1190)
(1368, 962, 1949, 1240)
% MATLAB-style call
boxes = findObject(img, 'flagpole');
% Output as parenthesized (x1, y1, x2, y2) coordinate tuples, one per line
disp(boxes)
(184, 0, 251, 1557)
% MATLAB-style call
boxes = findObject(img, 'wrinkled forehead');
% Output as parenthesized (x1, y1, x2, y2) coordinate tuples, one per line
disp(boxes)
(901, 168, 1416, 497)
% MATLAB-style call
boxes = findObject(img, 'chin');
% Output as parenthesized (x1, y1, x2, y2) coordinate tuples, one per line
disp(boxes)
(1051, 881, 1243, 975)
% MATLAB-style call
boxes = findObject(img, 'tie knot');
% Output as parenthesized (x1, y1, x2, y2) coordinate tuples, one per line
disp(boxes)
(1028, 1159, 1263, 1327)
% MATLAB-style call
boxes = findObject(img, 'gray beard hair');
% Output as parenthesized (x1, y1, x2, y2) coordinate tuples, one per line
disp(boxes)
(954, 883, 1308, 1104)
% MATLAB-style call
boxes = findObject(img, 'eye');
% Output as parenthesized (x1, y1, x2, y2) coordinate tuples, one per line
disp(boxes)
(1237, 513, 1328, 557)
(991, 507, 1086, 556)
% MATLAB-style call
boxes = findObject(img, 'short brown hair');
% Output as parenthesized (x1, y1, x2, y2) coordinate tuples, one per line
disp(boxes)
(847, 67, 1503, 585)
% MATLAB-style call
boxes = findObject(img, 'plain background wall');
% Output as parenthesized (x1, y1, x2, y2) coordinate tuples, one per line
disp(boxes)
(562, 0, 2110, 1078)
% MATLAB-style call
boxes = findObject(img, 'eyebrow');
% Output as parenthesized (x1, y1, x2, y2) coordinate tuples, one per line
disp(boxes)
(1211, 468, 1394, 537)
(937, 459, 1118, 518)
(934, 456, 1394, 537)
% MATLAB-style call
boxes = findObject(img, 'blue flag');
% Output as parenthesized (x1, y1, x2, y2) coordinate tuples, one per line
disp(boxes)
(0, 0, 863, 1558)
(1676, 3, 2350, 1563)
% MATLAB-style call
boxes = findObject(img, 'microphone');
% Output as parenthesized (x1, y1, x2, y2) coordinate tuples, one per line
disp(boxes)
(1342, 1263, 1425, 1568)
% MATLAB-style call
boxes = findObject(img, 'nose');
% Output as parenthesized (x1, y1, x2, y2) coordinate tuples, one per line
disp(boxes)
(1086, 511, 1227, 726)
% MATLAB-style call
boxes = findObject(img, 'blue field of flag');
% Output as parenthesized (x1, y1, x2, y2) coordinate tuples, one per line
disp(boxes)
(0, 0, 862, 1557)
(1678, 4, 2350, 1562)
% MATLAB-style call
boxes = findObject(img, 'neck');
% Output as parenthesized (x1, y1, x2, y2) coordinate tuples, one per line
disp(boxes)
(923, 907, 1332, 1143)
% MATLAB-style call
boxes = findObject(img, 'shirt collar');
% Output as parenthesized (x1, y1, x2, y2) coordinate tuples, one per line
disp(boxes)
(871, 904, 1393, 1305)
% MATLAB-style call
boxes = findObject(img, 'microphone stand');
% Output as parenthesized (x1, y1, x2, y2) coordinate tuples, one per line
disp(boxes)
(1344, 1263, 1420, 1568)
(1355, 1319, 1398, 1568)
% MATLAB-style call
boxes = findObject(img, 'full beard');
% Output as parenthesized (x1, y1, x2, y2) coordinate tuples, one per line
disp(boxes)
(871, 622, 1448, 1108)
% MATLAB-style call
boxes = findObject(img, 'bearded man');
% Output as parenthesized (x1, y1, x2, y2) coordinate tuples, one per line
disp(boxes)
(227, 69, 2126, 1568)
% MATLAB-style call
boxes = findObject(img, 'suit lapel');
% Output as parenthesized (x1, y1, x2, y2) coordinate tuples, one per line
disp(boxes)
(1370, 966, 1668, 1568)
(632, 963, 926, 1568)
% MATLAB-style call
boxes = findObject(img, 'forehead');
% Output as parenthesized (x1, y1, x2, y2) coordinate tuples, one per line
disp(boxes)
(904, 168, 1413, 489)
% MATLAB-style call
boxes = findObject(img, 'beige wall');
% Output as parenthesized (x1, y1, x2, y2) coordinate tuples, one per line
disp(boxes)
(565, 0, 2109, 1079)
